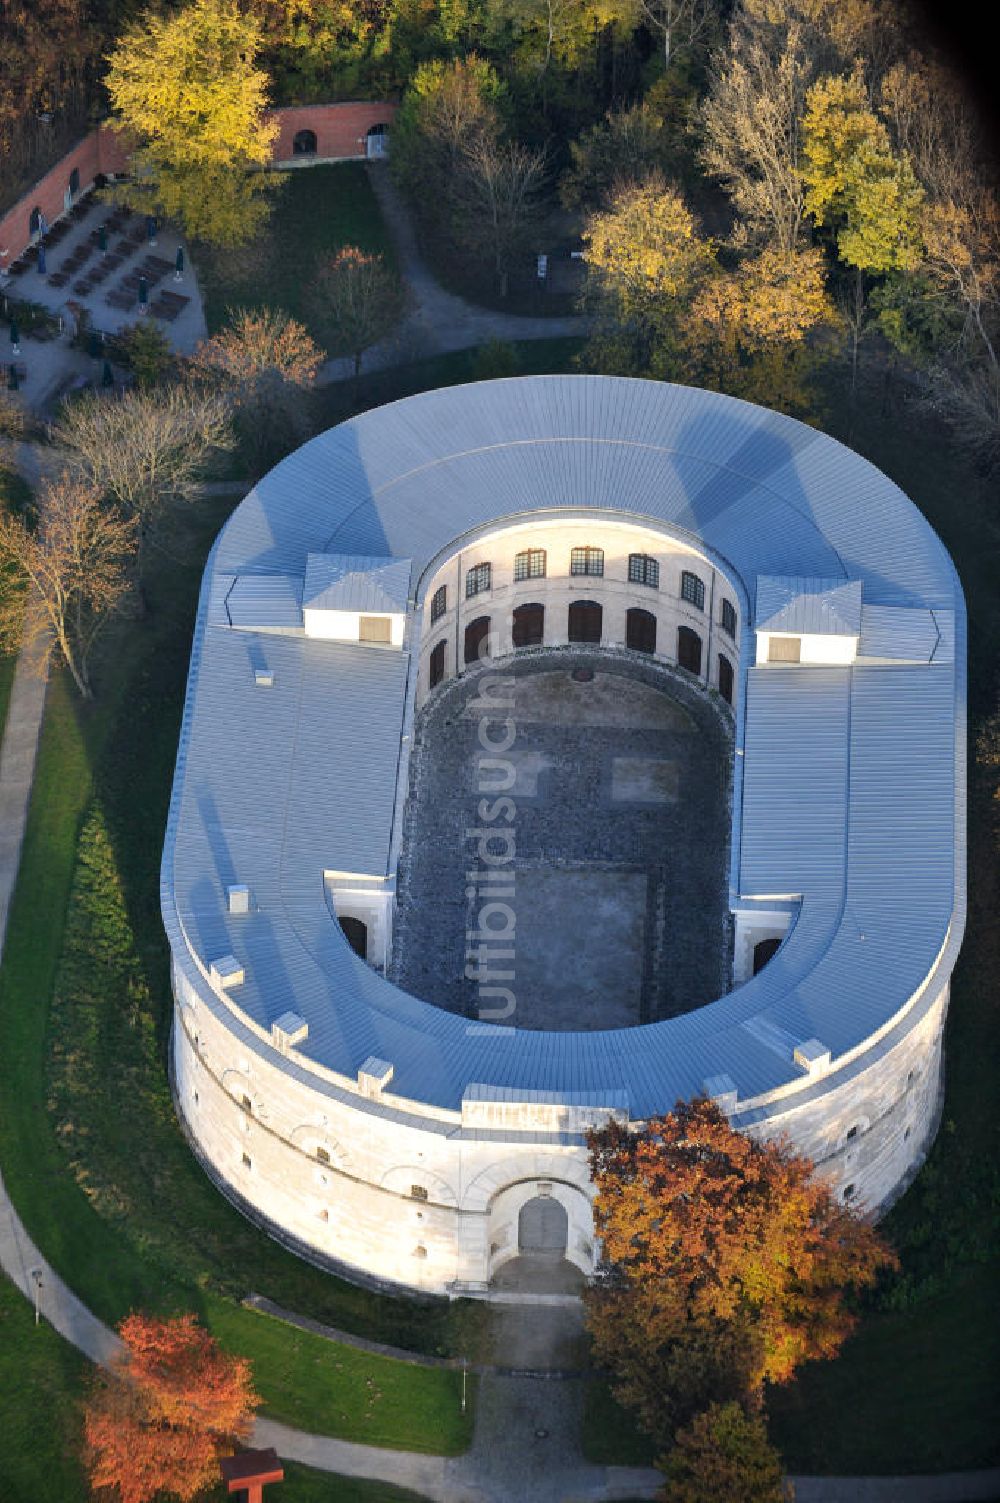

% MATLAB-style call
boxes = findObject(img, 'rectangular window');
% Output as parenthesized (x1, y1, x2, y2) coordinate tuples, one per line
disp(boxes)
(242, 1153, 252, 1169)
(721, 599, 737, 637)
(411, 1184, 429, 1201)
(430, 585, 447, 623)
(570, 546, 604, 577)
(359, 615, 391, 644)
(514, 548, 546, 581)
(466, 562, 492, 598)
(681, 570, 705, 610)
(768, 635, 801, 663)
(240, 1094, 252, 1113)
(316, 1146, 331, 1164)
(628, 553, 659, 588)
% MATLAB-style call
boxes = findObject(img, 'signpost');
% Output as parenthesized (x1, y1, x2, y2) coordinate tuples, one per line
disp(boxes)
(220, 1448, 284, 1503)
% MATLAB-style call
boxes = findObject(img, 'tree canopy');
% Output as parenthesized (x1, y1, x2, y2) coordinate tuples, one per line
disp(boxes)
(104, 0, 278, 245)
(84, 1312, 259, 1503)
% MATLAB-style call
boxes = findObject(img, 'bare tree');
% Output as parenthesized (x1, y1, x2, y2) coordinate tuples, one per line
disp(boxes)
(701, 21, 812, 252)
(460, 135, 549, 294)
(309, 248, 403, 397)
(0, 473, 136, 699)
(190, 307, 323, 471)
(0, 391, 26, 469)
(635, 0, 720, 73)
(52, 383, 233, 587)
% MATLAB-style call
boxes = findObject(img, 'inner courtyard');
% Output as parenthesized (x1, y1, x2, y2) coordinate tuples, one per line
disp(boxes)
(391, 649, 734, 1031)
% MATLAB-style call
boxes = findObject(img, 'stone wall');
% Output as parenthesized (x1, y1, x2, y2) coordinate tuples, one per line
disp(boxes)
(417, 517, 742, 710)
(0, 101, 398, 268)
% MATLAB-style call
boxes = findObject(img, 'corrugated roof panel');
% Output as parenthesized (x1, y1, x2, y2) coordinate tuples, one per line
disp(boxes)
(162, 376, 965, 1117)
(858, 605, 939, 661)
(226, 574, 303, 632)
(756, 576, 863, 635)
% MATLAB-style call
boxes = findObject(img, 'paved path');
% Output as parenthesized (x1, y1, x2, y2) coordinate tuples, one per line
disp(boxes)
(316, 163, 588, 385)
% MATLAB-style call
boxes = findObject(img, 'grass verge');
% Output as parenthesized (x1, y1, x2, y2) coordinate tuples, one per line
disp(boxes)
(196, 164, 395, 336)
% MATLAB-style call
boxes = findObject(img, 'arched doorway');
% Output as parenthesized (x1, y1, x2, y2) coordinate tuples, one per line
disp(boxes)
(293, 128, 317, 156)
(366, 123, 389, 158)
(518, 1195, 568, 1257)
(753, 936, 781, 974)
(29, 205, 43, 237)
(464, 615, 491, 666)
(429, 639, 446, 688)
(512, 601, 544, 648)
(568, 599, 602, 644)
(340, 916, 368, 959)
(626, 607, 656, 654)
(677, 625, 702, 675)
(68, 167, 80, 197)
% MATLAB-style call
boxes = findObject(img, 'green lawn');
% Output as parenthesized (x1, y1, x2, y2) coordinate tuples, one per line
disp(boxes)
(0, 1275, 430, 1503)
(196, 164, 395, 336)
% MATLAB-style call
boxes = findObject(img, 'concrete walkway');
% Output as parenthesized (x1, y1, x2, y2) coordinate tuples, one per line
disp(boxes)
(316, 163, 588, 384)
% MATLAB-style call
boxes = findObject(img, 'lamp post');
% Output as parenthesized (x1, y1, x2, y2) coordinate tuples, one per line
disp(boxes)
(10, 318, 20, 356)
(30, 1268, 43, 1327)
(175, 246, 185, 281)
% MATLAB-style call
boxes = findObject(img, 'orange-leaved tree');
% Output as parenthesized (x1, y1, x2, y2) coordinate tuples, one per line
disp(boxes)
(586, 1099, 895, 1443)
(84, 1312, 259, 1503)
(659, 1401, 793, 1503)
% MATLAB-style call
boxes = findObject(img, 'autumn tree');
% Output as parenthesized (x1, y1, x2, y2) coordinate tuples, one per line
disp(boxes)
(104, 0, 278, 246)
(0, 473, 136, 698)
(84, 1312, 259, 1503)
(53, 384, 232, 588)
(802, 71, 923, 389)
(581, 175, 714, 375)
(190, 307, 323, 470)
(0, 390, 26, 469)
(683, 243, 835, 413)
(309, 247, 403, 397)
(586, 1099, 895, 1446)
(659, 1402, 792, 1503)
(701, 20, 813, 253)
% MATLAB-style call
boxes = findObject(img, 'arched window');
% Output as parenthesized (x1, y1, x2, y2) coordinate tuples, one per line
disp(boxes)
(68, 167, 80, 198)
(628, 553, 659, 588)
(430, 584, 447, 623)
(753, 937, 781, 975)
(293, 128, 317, 155)
(429, 640, 446, 688)
(466, 562, 492, 598)
(718, 654, 734, 704)
(626, 607, 656, 654)
(464, 615, 491, 665)
(514, 548, 546, 581)
(512, 602, 544, 648)
(29, 205, 43, 237)
(568, 599, 602, 643)
(340, 916, 368, 959)
(721, 598, 737, 637)
(677, 625, 702, 675)
(681, 570, 705, 610)
(571, 546, 604, 577)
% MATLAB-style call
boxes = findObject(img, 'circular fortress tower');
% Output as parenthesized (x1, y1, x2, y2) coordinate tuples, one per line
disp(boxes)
(161, 377, 965, 1295)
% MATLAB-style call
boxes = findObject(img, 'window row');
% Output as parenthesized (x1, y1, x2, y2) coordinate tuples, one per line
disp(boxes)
(428, 605, 734, 702)
(439, 556, 736, 635)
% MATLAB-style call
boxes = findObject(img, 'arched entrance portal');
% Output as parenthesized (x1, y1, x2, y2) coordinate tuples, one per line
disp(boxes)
(518, 1194, 568, 1257)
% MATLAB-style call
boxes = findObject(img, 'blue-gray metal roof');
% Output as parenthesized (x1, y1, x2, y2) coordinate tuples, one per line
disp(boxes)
(302, 554, 412, 614)
(755, 576, 863, 635)
(161, 376, 966, 1119)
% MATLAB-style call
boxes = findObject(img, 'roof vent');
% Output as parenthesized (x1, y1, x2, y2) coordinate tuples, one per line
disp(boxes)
(793, 1038, 831, 1077)
(701, 1073, 738, 1114)
(227, 884, 251, 915)
(254, 667, 274, 687)
(272, 1011, 308, 1051)
(358, 1056, 394, 1098)
(209, 955, 244, 989)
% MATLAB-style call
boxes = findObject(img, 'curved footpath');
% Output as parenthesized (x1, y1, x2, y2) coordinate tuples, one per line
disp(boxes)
(0, 499, 997, 1503)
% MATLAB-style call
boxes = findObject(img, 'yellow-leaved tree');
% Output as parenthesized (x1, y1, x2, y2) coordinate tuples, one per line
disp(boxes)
(105, 0, 278, 245)
(802, 70, 923, 388)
